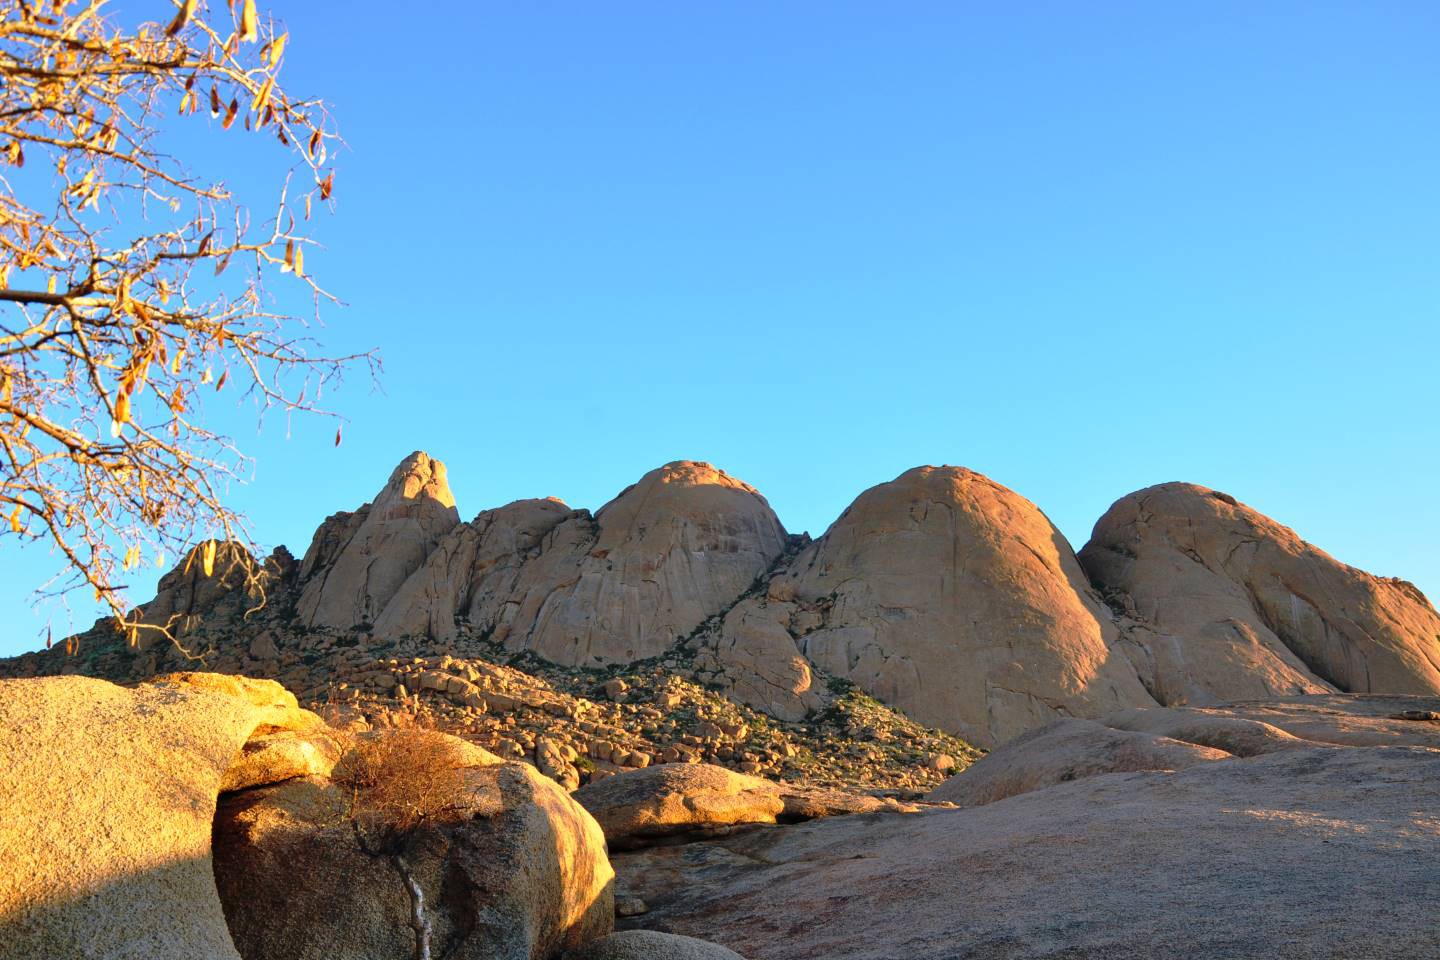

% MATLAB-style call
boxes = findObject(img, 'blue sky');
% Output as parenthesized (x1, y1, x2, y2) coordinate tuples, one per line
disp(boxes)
(3, 1, 1438, 654)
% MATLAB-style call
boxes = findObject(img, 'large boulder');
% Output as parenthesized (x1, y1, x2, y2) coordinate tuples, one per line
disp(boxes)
(614, 727, 1440, 959)
(927, 717, 1229, 807)
(0, 673, 323, 960)
(297, 451, 461, 629)
(762, 466, 1157, 747)
(213, 731, 614, 960)
(1080, 482, 1440, 705)
(706, 598, 823, 722)
(573, 764, 785, 848)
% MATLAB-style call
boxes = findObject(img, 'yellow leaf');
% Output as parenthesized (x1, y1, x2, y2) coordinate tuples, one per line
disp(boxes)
(202, 540, 217, 577)
(240, 0, 259, 42)
(8, 505, 21, 533)
(251, 75, 274, 113)
(268, 32, 289, 67)
(294, 246, 304, 277)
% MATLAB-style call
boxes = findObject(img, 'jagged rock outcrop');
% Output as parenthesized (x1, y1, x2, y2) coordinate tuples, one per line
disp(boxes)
(1080, 482, 1440, 705)
(0, 673, 324, 960)
(297, 452, 460, 629)
(213, 732, 615, 960)
(491, 461, 787, 665)
(744, 466, 1158, 747)
(374, 461, 788, 665)
(138, 542, 295, 645)
(9, 455, 1440, 767)
(371, 497, 576, 641)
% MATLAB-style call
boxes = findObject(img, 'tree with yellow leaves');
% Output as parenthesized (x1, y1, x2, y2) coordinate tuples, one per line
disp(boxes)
(0, 0, 373, 649)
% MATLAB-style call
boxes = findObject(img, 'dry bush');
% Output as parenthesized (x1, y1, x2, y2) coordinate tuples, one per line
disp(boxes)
(331, 727, 470, 847)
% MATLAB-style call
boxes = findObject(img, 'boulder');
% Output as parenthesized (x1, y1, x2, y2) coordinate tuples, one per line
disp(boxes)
(1099, 706, 1307, 757)
(774, 785, 925, 820)
(572, 763, 785, 848)
(297, 451, 461, 629)
(219, 731, 343, 793)
(927, 718, 1229, 807)
(768, 466, 1157, 747)
(568, 930, 747, 960)
(614, 740, 1440, 959)
(1080, 482, 1440, 705)
(707, 598, 822, 722)
(0, 673, 322, 960)
(213, 731, 614, 960)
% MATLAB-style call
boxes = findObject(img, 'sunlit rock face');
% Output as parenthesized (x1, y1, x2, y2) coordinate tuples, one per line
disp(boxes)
(1080, 482, 1440, 705)
(296, 451, 460, 630)
(369, 460, 789, 666)
(762, 466, 1158, 748)
(483, 461, 790, 666)
(370, 497, 577, 642)
(0, 673, 324, 960)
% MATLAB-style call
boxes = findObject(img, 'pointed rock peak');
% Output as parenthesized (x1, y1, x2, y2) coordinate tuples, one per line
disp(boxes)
(378, 450, 456, 511)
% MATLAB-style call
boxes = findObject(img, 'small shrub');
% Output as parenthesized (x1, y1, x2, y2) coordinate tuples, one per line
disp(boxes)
(332, 728, 470, 845)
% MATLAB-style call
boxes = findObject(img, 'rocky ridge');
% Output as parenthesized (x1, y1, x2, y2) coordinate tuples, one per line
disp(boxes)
(4, 453, 1439, 786)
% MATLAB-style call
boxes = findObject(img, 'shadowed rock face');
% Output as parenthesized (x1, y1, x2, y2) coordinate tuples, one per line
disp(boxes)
(1080, 482, 1440, 705)
(297, 452, 461, 630)
(761, 466, 1157, 747)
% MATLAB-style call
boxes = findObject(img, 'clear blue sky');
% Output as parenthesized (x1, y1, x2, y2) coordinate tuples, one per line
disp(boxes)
(3, 1, 1439, 654)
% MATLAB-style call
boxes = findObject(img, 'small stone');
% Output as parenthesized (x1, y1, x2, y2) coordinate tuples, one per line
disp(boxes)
(614, 896, 649, 917)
